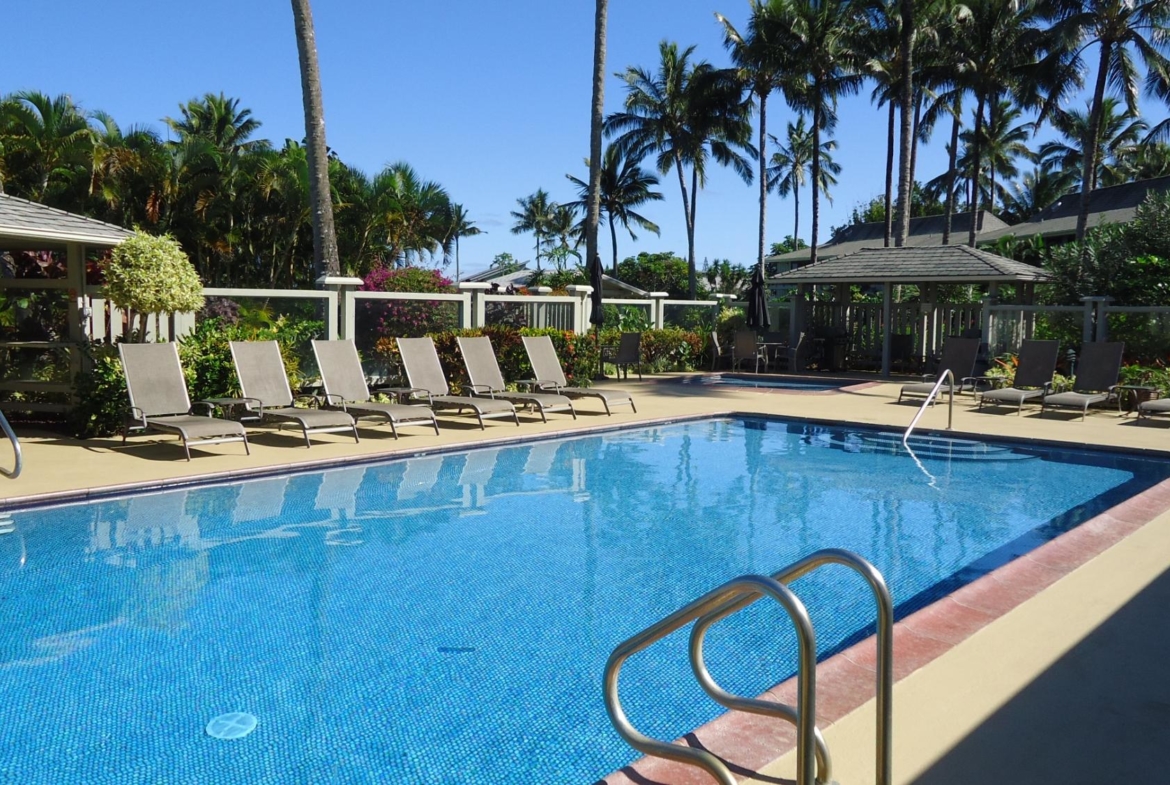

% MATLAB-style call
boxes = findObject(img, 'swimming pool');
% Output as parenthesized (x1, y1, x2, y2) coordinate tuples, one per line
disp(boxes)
(681, 374, 846, 391)
(0, 418, 1163, 783)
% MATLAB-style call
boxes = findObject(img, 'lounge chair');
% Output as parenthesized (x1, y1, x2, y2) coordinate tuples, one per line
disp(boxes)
(611, 332, 643, 379)
(977, 340, 1060, 414)
(396, 337, 519, 429)
(732, 330, 768, 373)
(898, 337, 981, 403)
(119, 342, 250, 461)
(230, 340, 359, 446)
(312, 339, 439, 438)
(709, 331, 726, 371)
(521, 335, 636, 415)
(1041, 342, 1124, 420)
(1137, 389, 1170, 419)
(457, 336, 576, 422)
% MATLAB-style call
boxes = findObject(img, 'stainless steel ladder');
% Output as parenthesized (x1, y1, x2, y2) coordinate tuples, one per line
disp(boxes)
(603, 548, 893, 785)
(903, 368, 956, 445)
(0, 409, 22, 479)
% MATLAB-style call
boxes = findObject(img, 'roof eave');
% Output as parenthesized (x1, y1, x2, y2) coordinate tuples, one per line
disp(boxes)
(0, 226, 132, 247)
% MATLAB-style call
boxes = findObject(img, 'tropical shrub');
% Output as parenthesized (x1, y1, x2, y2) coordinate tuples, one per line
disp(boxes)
(599, 326, 704, 373)
(357, 266, 459, 349)
(102, 231, 203, 340)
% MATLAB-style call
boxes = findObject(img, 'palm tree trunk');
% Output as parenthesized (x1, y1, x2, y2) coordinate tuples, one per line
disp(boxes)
(810, 95, 822, 267)
(609, 217, 620, 274)
(968, 95, 985, 248)
(943, 100, 960, 245)
(884, 102, 894, 247)
(585, 0, 608, 284)
(794, 186, 800, 252)
(910, 93, 922, 190)
(1077, 42, 1113, 243)
(988, 99, 998, 214)
(894, 0, 914, 248)
(689, 166, 700, 297)
(290, 0, 341, 279)
(757, 91, 768, 272)
(673, 155, 695, 295)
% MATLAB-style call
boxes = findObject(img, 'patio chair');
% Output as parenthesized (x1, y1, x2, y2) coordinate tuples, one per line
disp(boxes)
(521, 335, 636, 415)
(1041, 342, 1124, 421)
(977, 340, 1060, 414)
(612, 332, 643, 379)
(456, 336, 576, 422)
(312, 339, 439, 438)
(898, 337, 981, 403)
(230, 340, 359, 446)
(396, 337, 519, 429)
(709, 331, 726, 371)
(732, 330, 768, 373)
(119, 342, 250, 461)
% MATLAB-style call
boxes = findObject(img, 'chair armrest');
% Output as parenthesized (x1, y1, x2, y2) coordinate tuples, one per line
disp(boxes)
(321, 392, 349, 409)
(125, 406, 148, 431)
(238, 396, 266, 412)
(466, 384, 497, 398)
(190, 400, 216, 416)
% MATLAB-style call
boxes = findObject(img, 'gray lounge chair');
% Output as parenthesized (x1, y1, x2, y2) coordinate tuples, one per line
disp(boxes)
(1137, 390, 1170, 419)
(611, 332, 643, 379)
(312, 339, 440, 438)
(732, 330, 768, 373)
(977, 340, 1060, 414)
(457, 336, 576, 422)
(396, 337, 519, 429)
(230, 340, 359, 446)
(119, 342, 249, 461)
(1041, 342, 1124, 420)
(899, 337, 981, 402)
(521, 335, 636, 415)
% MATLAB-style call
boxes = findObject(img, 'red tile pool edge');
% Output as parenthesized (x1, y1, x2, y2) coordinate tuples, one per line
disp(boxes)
(598, 476, 1170, 785)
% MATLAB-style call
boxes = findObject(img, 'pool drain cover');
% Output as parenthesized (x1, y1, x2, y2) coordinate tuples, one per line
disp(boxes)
(206, 712, 257, 740)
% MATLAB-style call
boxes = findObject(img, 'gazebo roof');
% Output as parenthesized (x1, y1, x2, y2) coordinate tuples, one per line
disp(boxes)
(769, 245, 1052, 284)
(0, 194, 133, 249)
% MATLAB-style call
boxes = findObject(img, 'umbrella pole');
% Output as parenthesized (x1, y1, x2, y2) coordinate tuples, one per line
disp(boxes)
(594, 324, 605, 381)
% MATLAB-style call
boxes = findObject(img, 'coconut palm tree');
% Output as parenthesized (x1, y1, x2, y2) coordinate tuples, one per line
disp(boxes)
(766, 116, 840, 250)
(290, 0, 341, 278)
(717, 0, 788, 271)
(1038, 97, 1149, 190)
(445, 203, 482, 282)
(584, 0, 609, 293)
(957, 99, 1036, 212)
(1038, 0, 1170, 241)
(567, 144, 663, 273)
(765, 0, 865, 265)
(999, 167, 1072, 223)
(510, 189, 557, 272)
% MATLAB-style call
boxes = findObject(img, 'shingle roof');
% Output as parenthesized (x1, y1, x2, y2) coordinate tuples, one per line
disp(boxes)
(769, 210, 1010, 263)
(978, 176, 1170, 243)
(0, 194, 133, 247)
(769, 245, 1052, 284)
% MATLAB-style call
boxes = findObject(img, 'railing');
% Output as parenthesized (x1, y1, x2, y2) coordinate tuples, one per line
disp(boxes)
(903, 369, 955, 446)
(0, 408, 23, 479)
(604, 549, 893, 785)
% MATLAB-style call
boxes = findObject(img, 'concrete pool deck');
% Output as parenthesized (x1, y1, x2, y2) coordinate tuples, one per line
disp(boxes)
(4, 372, 1170, 784)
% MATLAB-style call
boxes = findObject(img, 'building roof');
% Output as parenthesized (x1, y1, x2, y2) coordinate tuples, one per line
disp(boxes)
(769, 245, 1052, 284)
(768, 210, 1010, 264)
(464, 263, 652, 297)
(0, 194, 134, 248)
(978, 175, 1170, 243)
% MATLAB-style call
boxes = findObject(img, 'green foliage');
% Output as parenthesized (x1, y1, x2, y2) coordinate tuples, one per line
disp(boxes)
(102, 231, 203, 326)
(716, 306, 747, 345)
(615, 252, 704, 299)
(601, 304, 653, 333)
(703, 258, 751, 295)
(599, 327, 705, 373)
(769, 236, 808, 255)
(829, 184, 944, 239)
(67, 344, 128, 438)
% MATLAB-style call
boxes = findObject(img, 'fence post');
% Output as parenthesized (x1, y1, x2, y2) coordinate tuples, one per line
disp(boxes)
(565, 285, 592, 333)
(533, 286, 552, 328)
(316, 275, 364, 339)
(1096, 297, 1112, 341)
(1081, 295, 1107, 343)
(980, 294, 996, 349)
(458, 282, 490, 329)
(650, 292, 668, 329)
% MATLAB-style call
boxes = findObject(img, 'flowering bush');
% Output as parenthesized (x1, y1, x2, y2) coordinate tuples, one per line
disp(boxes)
(357, 266, 459, 349)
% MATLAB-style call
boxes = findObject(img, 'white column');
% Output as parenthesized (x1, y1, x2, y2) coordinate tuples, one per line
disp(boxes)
(533, 286, 552, 329)
(316, 275, 364, 339)
(458, 282, 490, 329)
(566, 285, 593, 333)
(649, 292, 668, 329)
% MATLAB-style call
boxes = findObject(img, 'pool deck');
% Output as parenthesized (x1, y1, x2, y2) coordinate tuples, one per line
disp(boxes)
(5, 372, 1170, 784)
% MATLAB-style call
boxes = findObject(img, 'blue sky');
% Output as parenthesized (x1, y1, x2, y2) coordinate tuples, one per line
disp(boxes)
(3, 1, 1160, 278)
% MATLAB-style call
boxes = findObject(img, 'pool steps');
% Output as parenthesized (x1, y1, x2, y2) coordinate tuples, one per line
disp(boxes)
(830, 433, 1037, 462)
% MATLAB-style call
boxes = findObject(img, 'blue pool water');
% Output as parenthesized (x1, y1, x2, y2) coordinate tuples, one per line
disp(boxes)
(0, 418, 1165, 784)
(686, 374, 844, 391)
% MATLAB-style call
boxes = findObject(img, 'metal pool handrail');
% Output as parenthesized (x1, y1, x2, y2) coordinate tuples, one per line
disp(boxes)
(603, 550, 894, 785)
(603, 575, 818, 785)
(903, 368, 955, 445)
(0, 409, 22, 479)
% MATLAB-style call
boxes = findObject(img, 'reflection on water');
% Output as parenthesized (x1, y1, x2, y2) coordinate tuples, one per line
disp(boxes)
(0, 419, 1162, 785)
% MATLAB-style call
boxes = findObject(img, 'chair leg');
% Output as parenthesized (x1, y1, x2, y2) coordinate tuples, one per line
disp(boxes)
(183, 438, 191, 461)
(629, 399, 637, 413)
(242, 433, 251, 455)
(431, 416, 440, 435)
(303, 429, 312, 448)
(389, 419, 399, 439)
(568, 402, 577, 420)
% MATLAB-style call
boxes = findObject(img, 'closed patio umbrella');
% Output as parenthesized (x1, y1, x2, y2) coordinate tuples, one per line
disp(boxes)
(746, 264, 771, 331)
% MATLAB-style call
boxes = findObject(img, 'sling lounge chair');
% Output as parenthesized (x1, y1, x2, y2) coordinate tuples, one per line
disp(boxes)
(977, 340, 1060, 414)
(230, 340, 359, 446)
(120, 342, 250, 461)
(611, 332, 643, 379)
(521, 335, 636, 415)
(457, 336, 575, 422)
(396, 337, 518, 429)
(899, 337, 981, 403)
(312, 339, 439, 438)
(732, 330, 769, 373)
(1041, 341, 1124, 421)
(1137, 390, 1170, 419)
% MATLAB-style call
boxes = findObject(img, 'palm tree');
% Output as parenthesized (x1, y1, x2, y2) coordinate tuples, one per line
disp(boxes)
(1038, 97, 1148, 190)
(766, 116, 840, 250)
(290, 0, 342, 278)
(607, 41, 753, 297)
(368, 162, 453, 266)
(957, 99, 1035, 212)
(445, 203, 482, 282)
(858, 0, 902, 247)
(567, 145, 663, 273)
(584, 0, 609, 293)
(510, 189, 557, 272)
(764, 0, 865, 265)
(717, 0, 787, 271)
(1038, 0, 1170, 241)
(999, 167, 1071, 223)
(0, 91, 93, 205)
